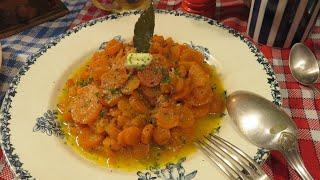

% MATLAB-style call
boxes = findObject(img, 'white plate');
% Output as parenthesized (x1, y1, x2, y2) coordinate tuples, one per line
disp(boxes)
(0, 10, 281, 180)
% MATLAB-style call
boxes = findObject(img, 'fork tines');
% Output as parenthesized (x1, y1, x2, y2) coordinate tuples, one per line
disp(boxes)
(195, 134, 269, 180)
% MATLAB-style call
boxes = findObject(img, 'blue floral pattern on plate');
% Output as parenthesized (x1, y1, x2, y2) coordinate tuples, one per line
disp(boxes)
(0, 10, 281, 179)
(137, 158, 197, 180)
(33, 110, 64, 138)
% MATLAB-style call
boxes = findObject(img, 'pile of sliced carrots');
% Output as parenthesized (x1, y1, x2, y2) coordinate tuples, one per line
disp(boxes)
(58, 35, 225, 164)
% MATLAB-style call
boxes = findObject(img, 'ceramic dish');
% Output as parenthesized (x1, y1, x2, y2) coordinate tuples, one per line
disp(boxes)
(0, 10, 280, 180)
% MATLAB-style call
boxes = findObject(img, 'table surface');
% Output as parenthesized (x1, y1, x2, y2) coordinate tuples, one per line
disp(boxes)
(0, 0, 320, 179)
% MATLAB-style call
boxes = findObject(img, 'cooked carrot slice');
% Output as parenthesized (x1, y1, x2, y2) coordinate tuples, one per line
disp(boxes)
(101, 67, 128, 89)
(150, 42, 163, 54)
(140, 82, 161, 98)
(117, 98, 135, 117)
(174, 76, 185, 93)
(172, 78, 191, 100)
(128, 114, 147, 128)
(117, 130, 126, 146)
(170, 128, 185, 149)
(180, 48, 204, 63)
(117, 115, 130, 128)
(153, 54, 174, 69)
(70, 85, 102, 124)
(209, 93, 226, 114)
(91, 118, 108, 135)
(63, 111, 73, 122)
(106, 124, 121, 139)
(78, 70, 91, 82)
(160, 82, 172, 94)
(200, 62, 215, 75)
(77, 127, 104, 150)
(157, 95, 175, 108)
(132, 144, 150, 158)
(177, 64, 187, 78)
(103, 137, 121, 151)
(108, 107, 121, 117)
(152, 35, 165, 44)
(89, 54, 109, 84)
(186, 85, 213, 106)
(66, 79, 75, 87)
(169, 45, 181, 61)
(192, 103, 210, 118)
(91, 51, 107, 62)
(155, 106, 179, 129)
(57, 101, 72, 122)
(177, 106, 195, 129)
(129, 92, 149, 114)
(105, 39, 123, 56)
(121, 76, 140, 95)
(153, 126, 171, 145)
(179, 61, 196, 71)
(161, 46, 170, 57)
(137, 62, 163, 87)
(121, 127, 141, 146)
(141, 124, 154, 144)
(140, 86, 161, 105)
(188, 63, 210, 87)
(170, 127, 195, 147)
(102, 90, 123, 107)
(67, 86, 77, 97)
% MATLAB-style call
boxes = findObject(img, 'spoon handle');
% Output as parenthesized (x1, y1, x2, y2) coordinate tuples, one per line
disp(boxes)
(282, 148, 313, 180)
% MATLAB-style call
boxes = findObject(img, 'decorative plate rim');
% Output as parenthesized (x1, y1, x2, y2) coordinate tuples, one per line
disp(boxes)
(0, 10, 281, 179)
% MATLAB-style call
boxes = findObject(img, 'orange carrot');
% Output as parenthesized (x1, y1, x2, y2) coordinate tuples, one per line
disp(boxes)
(141, 124, 154, 144)
(155, 107, 179, 129)
(153, 126, 171, 145)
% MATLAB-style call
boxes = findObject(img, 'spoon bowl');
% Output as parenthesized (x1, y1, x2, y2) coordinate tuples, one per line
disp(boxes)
(289, 43, 319, 86)
(227, 91, 313, 180)
(226, 91, 297, 151)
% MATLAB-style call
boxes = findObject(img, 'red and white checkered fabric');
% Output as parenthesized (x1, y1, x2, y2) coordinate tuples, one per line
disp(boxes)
(1, 0, 320, 179)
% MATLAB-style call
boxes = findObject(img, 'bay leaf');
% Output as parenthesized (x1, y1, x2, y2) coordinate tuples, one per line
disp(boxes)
(133, 5, 155, 53)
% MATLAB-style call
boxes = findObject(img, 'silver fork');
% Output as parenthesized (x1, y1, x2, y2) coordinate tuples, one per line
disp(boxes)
(195, 134, 270, 180)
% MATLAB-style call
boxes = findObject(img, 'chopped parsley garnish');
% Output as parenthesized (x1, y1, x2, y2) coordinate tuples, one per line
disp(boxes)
(109, 88, 121, 95)
(212, 84, 217, 90)
(136, 64, 146, 71)
(152, 67, 162, 74)
(149, 161, 160, 170)
(76, 77, 93, 87)
(161, 75, 171, 83)
(99, 109, 107, 118)
(128, 54, 133, 64)
(148, 118, 157, 125)
(211, 126, 221, 134)
(173, 68, 180, 75)
(220, 112, 226, 117)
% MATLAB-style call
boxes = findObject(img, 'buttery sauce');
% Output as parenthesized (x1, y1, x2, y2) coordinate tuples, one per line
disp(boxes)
(58, 63, 224, 171)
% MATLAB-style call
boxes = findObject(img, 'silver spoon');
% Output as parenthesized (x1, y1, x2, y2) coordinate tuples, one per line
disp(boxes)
(226, 91, 313, 180)
(289, 43, 320, 92)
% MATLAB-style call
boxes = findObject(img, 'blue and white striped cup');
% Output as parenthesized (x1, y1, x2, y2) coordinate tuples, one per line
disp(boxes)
(247, 0, 320, 48)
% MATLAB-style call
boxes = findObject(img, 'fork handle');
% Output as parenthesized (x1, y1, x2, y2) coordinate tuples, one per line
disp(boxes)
(282, 148, 313, 180)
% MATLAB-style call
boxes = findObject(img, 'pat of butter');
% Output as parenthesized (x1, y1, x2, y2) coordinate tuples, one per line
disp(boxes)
(125, 53, 152, 68)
